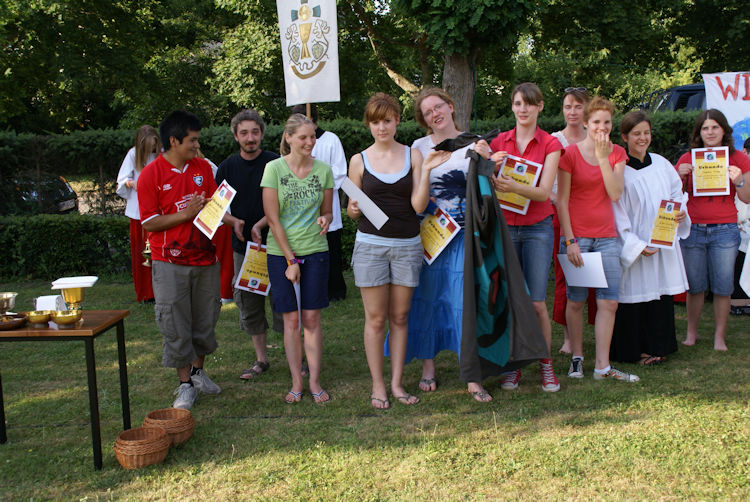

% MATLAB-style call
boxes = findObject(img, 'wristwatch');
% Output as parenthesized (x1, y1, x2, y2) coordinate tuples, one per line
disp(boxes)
(564, 238, 578, 246)
(286, 257, 299, 266)
(735, 178, 746, 188)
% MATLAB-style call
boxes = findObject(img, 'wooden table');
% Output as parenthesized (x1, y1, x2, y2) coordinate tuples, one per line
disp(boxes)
(0, 310, 131, 470)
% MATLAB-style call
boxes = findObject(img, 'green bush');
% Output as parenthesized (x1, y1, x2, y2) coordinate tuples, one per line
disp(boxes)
(0, 111, 700, 188)
(0, 214, 130, 279)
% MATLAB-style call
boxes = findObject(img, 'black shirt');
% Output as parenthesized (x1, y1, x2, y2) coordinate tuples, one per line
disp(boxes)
(216, 150, 280, 254)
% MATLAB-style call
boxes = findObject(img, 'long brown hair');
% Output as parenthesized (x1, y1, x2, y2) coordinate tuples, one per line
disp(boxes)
(689, 109, 735, 153)
(279, 113, 315, 156)
(414, 87, 458, 133)
(134, 125, 161, 171)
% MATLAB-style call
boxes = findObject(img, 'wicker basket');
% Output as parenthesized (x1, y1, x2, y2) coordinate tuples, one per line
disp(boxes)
(143, 408, 194, 446)
(113, 426, 170, 469)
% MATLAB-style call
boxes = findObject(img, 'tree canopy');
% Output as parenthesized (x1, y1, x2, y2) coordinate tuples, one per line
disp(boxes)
(1, 0, 747, 134)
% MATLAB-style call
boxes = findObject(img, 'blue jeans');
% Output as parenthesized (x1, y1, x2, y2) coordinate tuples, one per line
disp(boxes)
(680, 223, 739, 295)
(508, 216, 554, 301)
(561, 236, 622, 301)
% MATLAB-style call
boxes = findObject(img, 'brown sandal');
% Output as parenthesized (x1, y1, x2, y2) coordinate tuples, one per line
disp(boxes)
(239, 360, 270, 380)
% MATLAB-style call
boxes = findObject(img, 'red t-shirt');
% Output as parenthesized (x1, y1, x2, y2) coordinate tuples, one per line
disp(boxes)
(676, 149, 750, 224)
(490, 126, 563, 225)
(138, 154, 218, 266)
(558, 143, 628, 238)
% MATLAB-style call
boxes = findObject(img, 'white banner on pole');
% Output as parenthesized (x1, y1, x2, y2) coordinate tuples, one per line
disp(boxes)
(277, 0, 340, 106)
(702, 72, 750, 151)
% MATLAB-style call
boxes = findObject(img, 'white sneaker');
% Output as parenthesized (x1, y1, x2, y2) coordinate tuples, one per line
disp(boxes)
(191, 368, 222, 394)
(173, 383, 197, 409)
(593, 367, 640, 382)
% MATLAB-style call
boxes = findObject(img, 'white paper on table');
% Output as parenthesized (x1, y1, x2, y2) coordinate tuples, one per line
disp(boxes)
(51, 276, 98, 289)
(293, 281, 302, 331)
(557, 252, 608, 288)
(341, 177, 389, 230)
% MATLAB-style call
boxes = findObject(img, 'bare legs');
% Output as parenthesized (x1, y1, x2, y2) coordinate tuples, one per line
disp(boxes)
(533, 300, 552, 352)
(684, 292, 729, 351)
(282, 309, 325, 398)
(362, 284, 418, 408)
(251, 332, 268, 364)
(567, 298, 618, 370)
(177, 354, 205, 381)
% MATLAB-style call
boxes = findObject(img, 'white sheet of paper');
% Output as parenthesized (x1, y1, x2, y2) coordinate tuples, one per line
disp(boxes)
(740, 240, 750, 297)
(341, 177, 389, 230)
(557, 252, 608, 288)
(293, 281, 302, 331)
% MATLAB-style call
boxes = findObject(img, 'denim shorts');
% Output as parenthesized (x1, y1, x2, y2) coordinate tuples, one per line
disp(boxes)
(560, 236, 622, 301)
(680, 223, 739, 295)
(351, 240, 424, 288)
(267, 251, 330, 312)
(508, 216, 554, 301)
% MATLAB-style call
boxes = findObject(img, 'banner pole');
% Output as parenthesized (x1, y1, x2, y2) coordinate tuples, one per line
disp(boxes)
(306, 103, 311, 120)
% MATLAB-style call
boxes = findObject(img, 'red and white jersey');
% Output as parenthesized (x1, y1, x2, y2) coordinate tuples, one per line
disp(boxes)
(138, 154, 218, 266)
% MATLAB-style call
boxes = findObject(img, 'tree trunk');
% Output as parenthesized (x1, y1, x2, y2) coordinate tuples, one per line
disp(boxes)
(442, 51, 475, 132)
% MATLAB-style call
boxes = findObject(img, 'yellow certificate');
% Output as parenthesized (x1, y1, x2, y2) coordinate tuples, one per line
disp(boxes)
(194, 180, 236, 239)
(235, 242, 270, 295)
(648, 200, 681, 249)
(692, 147, 729, 197)
(494, 155, 542, 215)
(420, 204, 460, 265)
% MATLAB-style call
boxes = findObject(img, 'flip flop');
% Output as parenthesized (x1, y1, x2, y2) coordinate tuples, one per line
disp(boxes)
(470, 390, 492, 403)
(418, 377, 437, 392)
(285, 390, 303, 403)
(311, 389, 330, 404)
(393, 393, 420, 405)
(370, 395, 390, 409)
(239, 360, 270, 380)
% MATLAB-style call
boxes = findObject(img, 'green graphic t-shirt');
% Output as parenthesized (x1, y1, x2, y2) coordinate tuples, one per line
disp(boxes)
(261, 157, 334, 256)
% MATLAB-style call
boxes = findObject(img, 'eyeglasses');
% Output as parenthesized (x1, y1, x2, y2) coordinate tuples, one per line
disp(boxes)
(423, 102, 448, 119)
(564, 87, 587, 93)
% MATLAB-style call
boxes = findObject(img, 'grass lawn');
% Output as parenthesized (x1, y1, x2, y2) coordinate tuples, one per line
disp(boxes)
(1, 274, 748, 501)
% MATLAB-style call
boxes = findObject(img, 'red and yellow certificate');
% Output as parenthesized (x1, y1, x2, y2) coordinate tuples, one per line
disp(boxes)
(193, 180, 236, 239)
(648, 199, 682, 249)
(692, 147, 729, 197)
(420, 205, 460, 265)
(494, 155, 542, 215)
(235, 242, 270, 295)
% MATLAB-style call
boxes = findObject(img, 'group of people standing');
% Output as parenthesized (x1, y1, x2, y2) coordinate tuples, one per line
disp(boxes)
(117, 82, 750, 410)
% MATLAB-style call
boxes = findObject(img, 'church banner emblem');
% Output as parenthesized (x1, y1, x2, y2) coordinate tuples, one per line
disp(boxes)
(277, 0, 340, 106)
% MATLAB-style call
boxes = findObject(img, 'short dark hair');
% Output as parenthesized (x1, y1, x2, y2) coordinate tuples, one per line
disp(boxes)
(511, 82, 543, 106)
(291, 103, 318, 124)
(689, 109, 735, 153)
(160, 110, 201, 151)
(620, 110, 651, 137)
(231, 109, 265, 135)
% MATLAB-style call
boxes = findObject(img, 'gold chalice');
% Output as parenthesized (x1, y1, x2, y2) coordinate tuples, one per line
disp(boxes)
(0, 292, 18, 313)
(61, 287, 85, 311)
(142, 240, 152, 267)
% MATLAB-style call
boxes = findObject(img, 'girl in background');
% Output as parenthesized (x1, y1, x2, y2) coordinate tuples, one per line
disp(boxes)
(116, 125, 161, 303)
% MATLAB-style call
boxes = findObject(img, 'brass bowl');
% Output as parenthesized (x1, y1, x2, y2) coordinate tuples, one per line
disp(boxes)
(0, 292, 18, 312)
(51, 310, 82, 325)
(26, 310, 54, 324)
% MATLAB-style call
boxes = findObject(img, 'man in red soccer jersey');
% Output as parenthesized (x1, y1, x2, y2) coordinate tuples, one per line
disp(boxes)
(138, 110, 244, 409)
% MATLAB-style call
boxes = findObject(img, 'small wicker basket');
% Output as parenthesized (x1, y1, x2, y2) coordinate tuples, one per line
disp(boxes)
(113, 426, 170, 469)
(143, 408, 194, 446)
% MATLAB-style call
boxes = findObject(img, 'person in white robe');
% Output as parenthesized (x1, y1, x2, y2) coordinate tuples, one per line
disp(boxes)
(611, 111, 690, 365)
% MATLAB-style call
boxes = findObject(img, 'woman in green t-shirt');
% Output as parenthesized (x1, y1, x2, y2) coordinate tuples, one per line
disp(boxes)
(262, 113, 334, 404)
